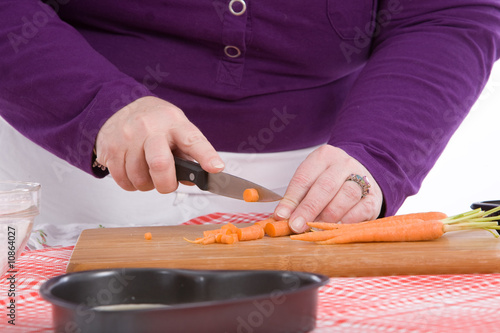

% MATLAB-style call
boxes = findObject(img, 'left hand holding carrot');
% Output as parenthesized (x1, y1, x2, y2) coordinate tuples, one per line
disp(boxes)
(273, 145, 384, 233)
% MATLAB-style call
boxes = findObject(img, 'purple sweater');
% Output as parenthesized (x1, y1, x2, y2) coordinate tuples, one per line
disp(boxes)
(1, 0, 499, 215)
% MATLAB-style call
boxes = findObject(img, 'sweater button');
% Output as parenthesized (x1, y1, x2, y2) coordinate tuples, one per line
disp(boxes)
(224, 45, 241, 58)
(229, 0, 246, 16)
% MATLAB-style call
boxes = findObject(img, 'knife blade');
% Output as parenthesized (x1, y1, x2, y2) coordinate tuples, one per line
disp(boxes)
(174, 157, 282, 202)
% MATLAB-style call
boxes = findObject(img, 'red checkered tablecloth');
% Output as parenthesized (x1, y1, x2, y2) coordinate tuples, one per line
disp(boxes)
(2, 212, 500, 332)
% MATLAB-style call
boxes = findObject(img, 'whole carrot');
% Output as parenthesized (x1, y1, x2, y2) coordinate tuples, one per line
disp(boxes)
(307, 211, 448, 230)
(317, 220, 444, 244)
(316, 220, 500, 245)
(292, 219, 426, 242)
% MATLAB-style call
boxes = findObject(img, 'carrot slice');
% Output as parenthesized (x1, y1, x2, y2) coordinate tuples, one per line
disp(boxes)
(144, 232, 152, 240)
(220, 234, 239, 244)
(243, 188, 260, 202)
(264, 220, 293, 237)
(201, 234, 216, 244)
(215, 233, 223, 243)
(237, 224, 265, 241)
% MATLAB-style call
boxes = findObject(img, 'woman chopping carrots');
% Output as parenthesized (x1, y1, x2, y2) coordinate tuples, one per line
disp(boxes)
(0, 0, 499, 245)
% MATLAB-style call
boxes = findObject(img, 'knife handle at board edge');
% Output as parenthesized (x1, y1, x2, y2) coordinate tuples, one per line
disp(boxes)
(174, 156, 209, 191)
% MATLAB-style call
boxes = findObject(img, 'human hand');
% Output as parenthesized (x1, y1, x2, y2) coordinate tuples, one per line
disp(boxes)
(94, 96, 225, 193)
(273, 145, 383, 233)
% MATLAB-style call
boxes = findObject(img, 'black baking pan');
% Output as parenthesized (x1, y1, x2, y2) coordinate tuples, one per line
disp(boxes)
(39, 268, 329, 333)
(471, 200, 500, 235)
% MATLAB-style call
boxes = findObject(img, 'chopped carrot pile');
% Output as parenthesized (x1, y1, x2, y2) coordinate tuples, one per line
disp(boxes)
(243, 188, 260, 202)
(144, 232, 152, 240)
(183, 216, 294, 245)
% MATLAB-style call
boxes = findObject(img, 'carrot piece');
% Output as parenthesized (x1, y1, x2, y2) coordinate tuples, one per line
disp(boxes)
(220, 234, 239, 244)
(183, 234, 217, 244)
(144, 232, 152, 240)
(203, 228, 232, 237)
(264, 220, 293, 237)
(221, 222, 239, 234)
(291, 219, 425, 242)
(201, 234, 216, 244)
(243, 188, 260, 202)
(184, 237, 205, 244)
(203, 229, 222, 237)
(316, 219, 445, 245)
(237, 224, 265, 241)
(253, 217, 276, 229)
(307, 212, 448, 230)
(215, 233, 223, 243)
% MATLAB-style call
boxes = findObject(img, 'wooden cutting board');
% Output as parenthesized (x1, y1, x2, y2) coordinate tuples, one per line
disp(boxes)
(67, 223, 500, 277)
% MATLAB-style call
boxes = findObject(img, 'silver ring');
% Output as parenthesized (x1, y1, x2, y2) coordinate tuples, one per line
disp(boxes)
(345, 174, 371, 198)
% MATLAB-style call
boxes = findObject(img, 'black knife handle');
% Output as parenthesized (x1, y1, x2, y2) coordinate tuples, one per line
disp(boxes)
(174, 157, 209, 191)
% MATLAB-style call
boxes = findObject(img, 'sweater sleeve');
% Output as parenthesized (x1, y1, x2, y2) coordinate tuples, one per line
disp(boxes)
(0, 0, 153, 177)
(329, 0, 500, 216)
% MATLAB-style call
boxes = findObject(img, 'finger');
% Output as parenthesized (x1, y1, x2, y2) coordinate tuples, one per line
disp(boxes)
(124, 146, 155, 192)
(170, 124, 224, 173)
(314, 178, 363, 223)
(144, 134, 178, 194)
(273, 159, 328, 221)
(106, 158, 136, 191)
(336, 192, 381, 224)
(287, 168, 343, 233)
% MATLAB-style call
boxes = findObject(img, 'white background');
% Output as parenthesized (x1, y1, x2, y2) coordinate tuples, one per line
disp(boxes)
(397, 61, 500, 216)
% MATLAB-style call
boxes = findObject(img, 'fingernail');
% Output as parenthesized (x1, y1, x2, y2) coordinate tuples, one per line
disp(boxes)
(275, 207, 291, 219)
(290, 216, 306, 233)
(211, 158, 225, 169)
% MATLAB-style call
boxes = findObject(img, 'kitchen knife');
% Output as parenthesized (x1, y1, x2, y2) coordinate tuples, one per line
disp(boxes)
(174, 156, 282, 202)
